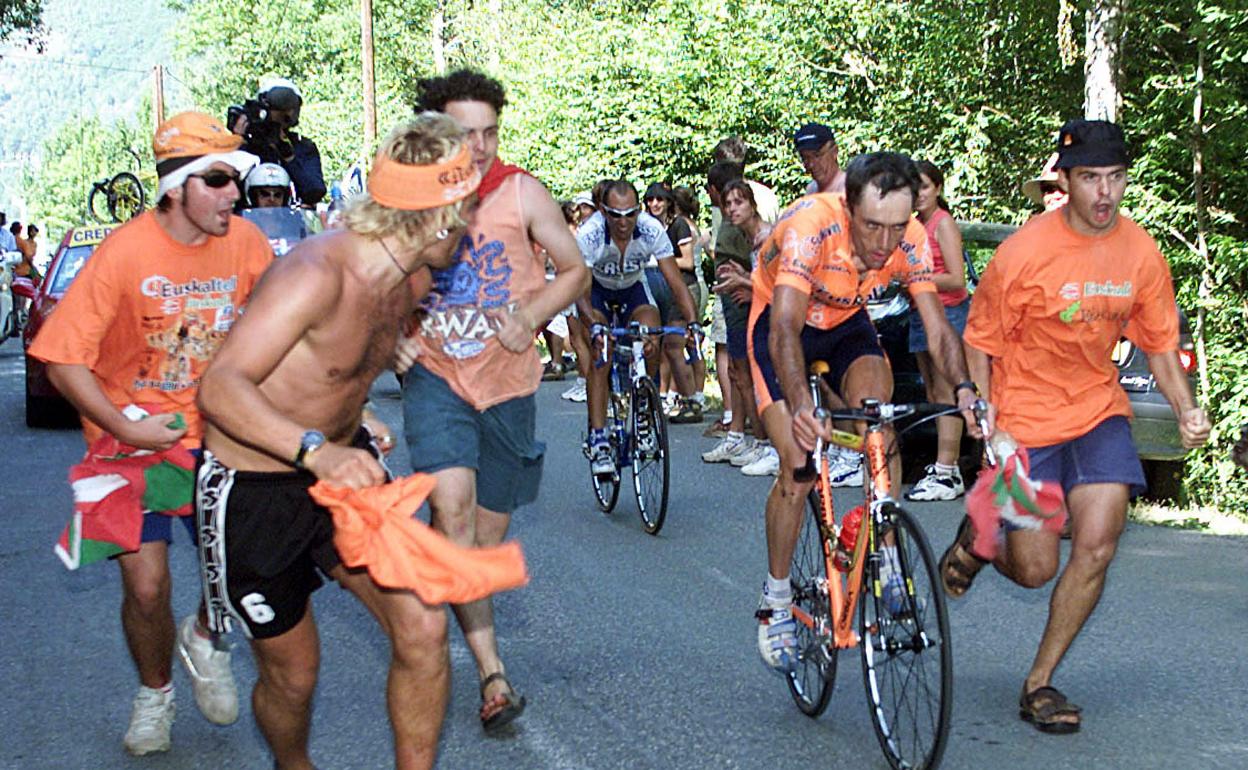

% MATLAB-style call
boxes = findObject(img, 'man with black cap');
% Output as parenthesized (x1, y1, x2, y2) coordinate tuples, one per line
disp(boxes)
(946, 119, 1211, 733)
(29, 111, 271, 755)
(231, 76, 327, 206)
(794, 122, 846, 195)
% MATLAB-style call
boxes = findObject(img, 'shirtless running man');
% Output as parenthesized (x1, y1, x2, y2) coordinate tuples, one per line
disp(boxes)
(194, 113, 479, 770)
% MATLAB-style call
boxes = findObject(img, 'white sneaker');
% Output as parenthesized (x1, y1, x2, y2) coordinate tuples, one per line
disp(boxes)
(741, 445, 780, 476)
(701, 433, 747, 463)
(177, 614, 239, 725)
(124, 685, 175, 756)
(729, 439, 763, 467)
(561, 379, 587, 402)
(755, 600, 798, 672)
(828, 450, 864, 487)
(905, 464, 965, 501)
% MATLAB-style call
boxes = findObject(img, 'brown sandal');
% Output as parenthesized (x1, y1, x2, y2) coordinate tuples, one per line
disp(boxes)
(479, 672, 526, 733)
(939, 516, 987, 599)
(1019, 685, 1082, 734)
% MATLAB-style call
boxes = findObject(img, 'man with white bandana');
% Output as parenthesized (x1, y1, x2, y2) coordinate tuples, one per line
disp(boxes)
(29, 111, 267, 755)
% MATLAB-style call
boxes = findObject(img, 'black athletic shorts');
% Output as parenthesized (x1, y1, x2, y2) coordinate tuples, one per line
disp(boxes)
(195, 426, 389, 640)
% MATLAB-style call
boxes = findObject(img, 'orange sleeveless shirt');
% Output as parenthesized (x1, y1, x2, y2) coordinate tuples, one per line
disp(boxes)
(412, 173, 546, 410)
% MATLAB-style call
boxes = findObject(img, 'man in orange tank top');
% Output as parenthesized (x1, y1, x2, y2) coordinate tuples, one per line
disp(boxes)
(947, 119, 1211, 733)
(396, 70, 589, 733)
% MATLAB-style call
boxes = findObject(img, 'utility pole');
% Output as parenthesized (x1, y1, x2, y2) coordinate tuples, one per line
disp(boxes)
(153, 64, 165, 129)
(361, 0, 377, 155)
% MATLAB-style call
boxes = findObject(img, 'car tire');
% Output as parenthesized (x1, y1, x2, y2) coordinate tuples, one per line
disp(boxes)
(1143, 459, 1186, 504)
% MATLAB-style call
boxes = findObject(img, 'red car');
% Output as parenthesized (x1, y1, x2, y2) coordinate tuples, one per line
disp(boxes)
(23, 224, 113, 427)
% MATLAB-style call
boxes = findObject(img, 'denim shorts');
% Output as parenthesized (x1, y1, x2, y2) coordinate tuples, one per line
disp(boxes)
(402, 363, 545, 513)
(1004, 416, 1146, 533)
(908, 298, 970, 353)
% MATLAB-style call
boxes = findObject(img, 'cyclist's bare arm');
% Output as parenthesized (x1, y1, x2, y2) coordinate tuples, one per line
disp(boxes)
(1146, 349, 1210, 448)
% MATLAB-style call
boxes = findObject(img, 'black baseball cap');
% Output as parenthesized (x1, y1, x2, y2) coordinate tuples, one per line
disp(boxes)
(1054, 119, 1129, 169)
(793, 123, 835, 152)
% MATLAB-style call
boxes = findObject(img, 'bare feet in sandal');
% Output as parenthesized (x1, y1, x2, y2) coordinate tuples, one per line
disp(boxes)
(1019, 685, 1081, 734)
(480, 671, 526, 733)
(939, 516, 988, 599)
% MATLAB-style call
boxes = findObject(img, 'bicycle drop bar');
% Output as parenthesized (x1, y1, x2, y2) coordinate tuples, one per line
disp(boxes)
(589, 323, 702, 366)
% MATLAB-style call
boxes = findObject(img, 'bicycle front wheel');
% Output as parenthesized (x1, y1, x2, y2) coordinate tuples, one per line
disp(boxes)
(108, 172, 146, 222)
(631, 377, 668, 535)
(859, 503, 952, 770)
(786, 488, 837, 716)
(590, 395, 622, 513)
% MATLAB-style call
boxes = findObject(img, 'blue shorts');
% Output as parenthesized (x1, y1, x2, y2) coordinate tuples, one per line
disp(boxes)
(590, 278, 656, 323)
(908, 298, 970, 353)
(749, 305, 884, 411)
(723, 296, 751, 360)
(402, 363, 545, 514)
(645, 267, 675, 326)
(139, 447, 201, 545)
(1002, 416, 1146, 532)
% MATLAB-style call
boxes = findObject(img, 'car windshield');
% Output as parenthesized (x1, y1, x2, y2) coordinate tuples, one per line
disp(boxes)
(48, 245, 94, 294)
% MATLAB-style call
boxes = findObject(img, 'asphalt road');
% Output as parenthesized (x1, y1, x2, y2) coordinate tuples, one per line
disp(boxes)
(1, 344, 1246, 769)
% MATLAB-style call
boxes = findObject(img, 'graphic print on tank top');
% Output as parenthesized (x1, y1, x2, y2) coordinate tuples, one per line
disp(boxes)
(421, 232, 515, 360)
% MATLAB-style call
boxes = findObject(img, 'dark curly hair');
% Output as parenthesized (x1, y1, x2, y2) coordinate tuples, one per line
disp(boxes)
(414, 69, 508, 115)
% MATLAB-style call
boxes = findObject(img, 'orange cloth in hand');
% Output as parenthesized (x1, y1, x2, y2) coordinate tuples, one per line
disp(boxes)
(309, 475, 529, 604)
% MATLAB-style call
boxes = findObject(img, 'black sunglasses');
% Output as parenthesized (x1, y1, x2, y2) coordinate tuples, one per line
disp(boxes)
(1039, 182, 1062, 195)
(604, 206, 640, 219)
(192, 170, 241, 188)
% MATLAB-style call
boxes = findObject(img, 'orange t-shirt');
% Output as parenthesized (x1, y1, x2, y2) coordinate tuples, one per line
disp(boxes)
(28, 211, 274, 448)
(413, 173, 547, 410)
(963, 208, 1178, 446)
(751, 193, 936, 329)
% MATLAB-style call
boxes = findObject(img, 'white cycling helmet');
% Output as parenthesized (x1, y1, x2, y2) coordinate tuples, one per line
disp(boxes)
(245, 163, 292, 206)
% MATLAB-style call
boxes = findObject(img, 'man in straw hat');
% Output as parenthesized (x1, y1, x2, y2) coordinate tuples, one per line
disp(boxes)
(1022, 152, 1069, 212)
(29, 110, 270, 754)
(195, 112, 479, 770)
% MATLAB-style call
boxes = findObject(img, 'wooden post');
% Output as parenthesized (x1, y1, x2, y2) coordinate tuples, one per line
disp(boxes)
(153, 64, 165, 129)
(361, 0, 377, 155)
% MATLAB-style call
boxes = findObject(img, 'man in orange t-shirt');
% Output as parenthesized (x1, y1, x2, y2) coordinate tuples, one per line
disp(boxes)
(748, 152, 985, 672)
(948, 119, 1211, 733)
(29, 111, 270, 755)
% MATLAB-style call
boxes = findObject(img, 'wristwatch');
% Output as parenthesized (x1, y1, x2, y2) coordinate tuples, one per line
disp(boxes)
(294, 430, 326, 470)
(954, 381, 981, 398)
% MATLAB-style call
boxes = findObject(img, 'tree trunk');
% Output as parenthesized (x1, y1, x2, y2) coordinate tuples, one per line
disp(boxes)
(1192, 44, 1212, 402)
(431, 2, 446, 74)
(1084, 0, 1124, 121)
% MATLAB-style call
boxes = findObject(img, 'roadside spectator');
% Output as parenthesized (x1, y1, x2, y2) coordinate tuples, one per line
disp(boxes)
(0, 212, 15, 252)
(11, 221, 40, 283)
(1022, 153, 1068, 212)
(1234, 424, 1248, 471)
(644, 182, 702, 423)
(712, 136, 781, 223)
(905, 161, 971, 501)
(673, 185, 710, 412)
(794, 122, 846, 195)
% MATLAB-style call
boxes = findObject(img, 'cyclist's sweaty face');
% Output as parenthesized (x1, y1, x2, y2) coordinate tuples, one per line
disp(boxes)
(444, 100, 500, 177)
(849, 184, 913, 271)
(604, 189, 640, 243)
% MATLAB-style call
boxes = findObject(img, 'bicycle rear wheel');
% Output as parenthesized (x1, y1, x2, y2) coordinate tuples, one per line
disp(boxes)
(108, 172, 146, 222)
(631, 377, 668, 535)
(88, 184, 111, 223)
(590, 394, 622, 513)
(785, 488, 837, 716)
(858, 503, 952, 770)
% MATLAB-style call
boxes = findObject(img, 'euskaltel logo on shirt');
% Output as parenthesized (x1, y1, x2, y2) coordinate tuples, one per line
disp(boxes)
(140, 275, 239, 299)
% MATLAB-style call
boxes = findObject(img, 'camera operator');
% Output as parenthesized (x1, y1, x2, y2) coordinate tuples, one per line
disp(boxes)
(227, 77, 326, 206)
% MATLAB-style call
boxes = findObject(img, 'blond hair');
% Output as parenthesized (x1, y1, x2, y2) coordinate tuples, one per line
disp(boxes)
(342, 112, 472, 253)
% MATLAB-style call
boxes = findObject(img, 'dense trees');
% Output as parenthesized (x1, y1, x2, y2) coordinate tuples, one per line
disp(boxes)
(21, 0, 1248, 513)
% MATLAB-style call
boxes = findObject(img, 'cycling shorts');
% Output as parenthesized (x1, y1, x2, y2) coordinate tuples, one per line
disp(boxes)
(590, 277, 657, 323)
(748, 304, 884, 413)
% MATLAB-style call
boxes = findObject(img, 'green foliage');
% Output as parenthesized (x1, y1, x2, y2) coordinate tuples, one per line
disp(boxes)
(16, 0, 1248, 515)
(0, 0, 44, 47)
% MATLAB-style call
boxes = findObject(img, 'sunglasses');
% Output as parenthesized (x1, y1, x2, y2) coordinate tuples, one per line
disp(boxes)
(1039, 182, 1063, 195)
(192, 170, 241, 188)
(604, 206, 640, 219)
